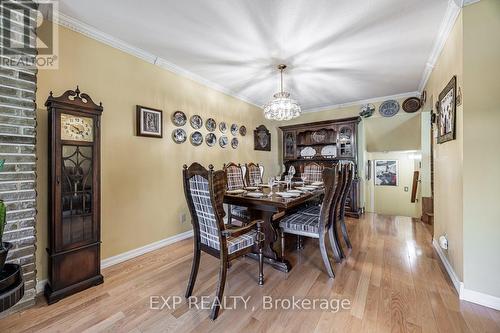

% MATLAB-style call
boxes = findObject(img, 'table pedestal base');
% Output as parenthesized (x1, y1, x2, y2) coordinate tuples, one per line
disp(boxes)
(246, 253, 291, 273)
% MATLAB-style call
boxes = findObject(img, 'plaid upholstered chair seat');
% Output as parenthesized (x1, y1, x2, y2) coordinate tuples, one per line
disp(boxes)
(226, 230, 257, 254)
(279, 213, 319, 235)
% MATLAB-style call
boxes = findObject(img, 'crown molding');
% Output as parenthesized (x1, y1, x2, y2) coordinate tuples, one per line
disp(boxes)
(53, 11, 261, 109)
(302, 91, 419, 113)
(417, 0, 462, 92)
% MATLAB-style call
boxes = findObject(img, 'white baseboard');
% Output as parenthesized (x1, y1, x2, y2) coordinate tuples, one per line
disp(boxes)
(36, 230, 193, 294)
(432, 238, 500, 310)
(100, 230, 193, 268)
(432, 238, 463, 294)
(461, 287, 500, 310)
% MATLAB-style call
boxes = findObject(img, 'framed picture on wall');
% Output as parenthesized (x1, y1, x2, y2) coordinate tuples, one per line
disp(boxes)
(437, 76, 457, 144)
(375, 160, 398, 186)
(254, 125, 271, 151)
(136, 105, 163, 138)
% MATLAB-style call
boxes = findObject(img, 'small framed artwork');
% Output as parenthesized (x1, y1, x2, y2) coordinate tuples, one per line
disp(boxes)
(136, 105, 163, 138)
(375, 160, 398, 186)
(254, 125, 271, 151)
(437, 76, 457, 144)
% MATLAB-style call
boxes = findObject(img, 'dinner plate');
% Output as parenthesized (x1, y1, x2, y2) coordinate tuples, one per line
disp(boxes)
(288, 190, 302, 194)
(276, 192, 300, 198)
(246, 192, 264, 198)
(296, 186, 314, 191)
(226, 189, 246, 194)
(311, 181, 324, 186)
(245, 186, 258, 190)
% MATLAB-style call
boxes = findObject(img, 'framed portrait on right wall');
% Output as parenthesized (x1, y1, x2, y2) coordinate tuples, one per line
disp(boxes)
(437, 75, 457, 144)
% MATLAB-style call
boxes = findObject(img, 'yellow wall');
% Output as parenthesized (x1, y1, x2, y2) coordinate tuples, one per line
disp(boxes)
(36, 26, 279, 280)
(423, 12, 464, 279)
(462, 0, 500, 297)
(365, 151, 421, 218)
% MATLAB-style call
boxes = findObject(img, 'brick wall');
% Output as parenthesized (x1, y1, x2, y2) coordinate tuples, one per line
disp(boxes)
(0, 0, 38, 314)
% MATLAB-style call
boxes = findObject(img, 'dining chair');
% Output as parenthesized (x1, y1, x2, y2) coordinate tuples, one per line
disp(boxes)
(303, 162, 324, 183)
(245, 162, 263, 187)
(223, 162, 250, 224)
(278, 166, 339, 278)
(337, 162, 354, 251)
(183, 163, 264, 320)
(299, 162, 354, 261)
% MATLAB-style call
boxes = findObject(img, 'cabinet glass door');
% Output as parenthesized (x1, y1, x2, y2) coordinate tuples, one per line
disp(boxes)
(60, 145, 95, 248)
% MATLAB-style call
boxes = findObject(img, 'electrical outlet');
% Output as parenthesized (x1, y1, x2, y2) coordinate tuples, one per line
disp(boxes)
(404, 186, 409, 192)
(180, 212, 187, 224)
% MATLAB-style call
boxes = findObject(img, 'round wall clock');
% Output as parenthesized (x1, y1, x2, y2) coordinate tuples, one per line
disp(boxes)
(219, 122, 227, 133)
(231, 137, 239, 149)
(205, 118, 216, 132)
(205, 133, 216, 147)
(190, 131, 203, 146)
(239, 125, 247, 136)
(379, 100, 400, 117)
(231, 124, 238, 136)
(402, 97, 421, 113)
(219, 136, 228, 148)
(171, 111, 187, 126)
(190, 115, 203, 129)
(172, 128, 187, 143)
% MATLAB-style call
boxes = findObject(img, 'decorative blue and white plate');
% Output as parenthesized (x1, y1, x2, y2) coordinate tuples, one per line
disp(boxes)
(206, 133, 216, 147)
(190, 131, 203, 146)
(231, 124, 239, 136)
(219, 122, 227, 133)
(231, 137, 238, 149)
(172, 128, 186, 143)
(379, 100, 400, 117)
(190, 115, 203, 129)
(206, 118, 216, 132)
(219, 136, 228, 148)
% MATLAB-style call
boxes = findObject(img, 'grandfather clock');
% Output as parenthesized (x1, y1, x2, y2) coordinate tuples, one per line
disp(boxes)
(45, 87, 104, 304)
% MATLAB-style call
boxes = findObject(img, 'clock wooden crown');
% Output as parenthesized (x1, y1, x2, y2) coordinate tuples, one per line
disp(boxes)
(45, 86, 103, 114)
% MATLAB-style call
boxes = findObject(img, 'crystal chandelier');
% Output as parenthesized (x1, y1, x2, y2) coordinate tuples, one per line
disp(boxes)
(263, 64, 301, 121)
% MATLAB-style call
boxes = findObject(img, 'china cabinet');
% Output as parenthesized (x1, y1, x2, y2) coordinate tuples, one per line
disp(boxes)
(279, 117, 362, 217)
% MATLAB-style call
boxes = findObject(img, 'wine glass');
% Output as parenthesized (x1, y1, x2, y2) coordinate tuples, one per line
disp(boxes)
(268, 177, 275, 197)
(286, 175, 292, 191)
(301, 174, 307, 184)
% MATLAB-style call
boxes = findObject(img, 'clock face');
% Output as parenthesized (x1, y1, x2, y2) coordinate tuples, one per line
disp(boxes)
(61, 114, 93, 142)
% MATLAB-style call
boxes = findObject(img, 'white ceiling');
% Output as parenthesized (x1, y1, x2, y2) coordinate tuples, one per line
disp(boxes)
(57, 0, 451, 111)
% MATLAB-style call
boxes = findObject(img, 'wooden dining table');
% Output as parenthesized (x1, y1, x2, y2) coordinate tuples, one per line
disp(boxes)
(224, 184, 324, 273)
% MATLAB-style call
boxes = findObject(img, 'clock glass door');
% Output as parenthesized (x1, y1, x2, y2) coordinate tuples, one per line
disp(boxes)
(61, 145, 95, 249)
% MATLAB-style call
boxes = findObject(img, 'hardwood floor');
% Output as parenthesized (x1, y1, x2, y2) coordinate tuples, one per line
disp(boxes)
(1, 213, 499, 332)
